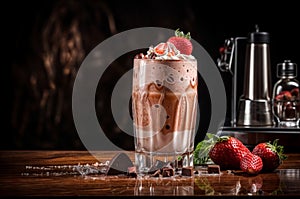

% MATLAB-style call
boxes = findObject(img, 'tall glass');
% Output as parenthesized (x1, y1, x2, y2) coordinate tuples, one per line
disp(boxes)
(132, 58, 198, 175)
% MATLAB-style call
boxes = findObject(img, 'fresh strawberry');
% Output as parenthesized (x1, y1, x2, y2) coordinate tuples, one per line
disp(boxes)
(167, 29, 193, 55)
(280, 91, 292, 100)
(240, 152, 263, 175)
(252, 139, 287, 172)
(291, 88, 299, 98)
(209, 136, 250, 170)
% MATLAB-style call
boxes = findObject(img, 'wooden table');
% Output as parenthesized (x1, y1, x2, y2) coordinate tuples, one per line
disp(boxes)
(0, 150, 299, 197)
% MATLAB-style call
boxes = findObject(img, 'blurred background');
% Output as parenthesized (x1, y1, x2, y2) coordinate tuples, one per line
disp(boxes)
(4, 0, 300, 150)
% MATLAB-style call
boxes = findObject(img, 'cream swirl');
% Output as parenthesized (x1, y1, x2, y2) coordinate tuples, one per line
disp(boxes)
(146, 42, 195, 60)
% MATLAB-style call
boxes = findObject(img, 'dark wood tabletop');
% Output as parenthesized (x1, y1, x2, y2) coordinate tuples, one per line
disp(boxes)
(0, 150, 299, 197)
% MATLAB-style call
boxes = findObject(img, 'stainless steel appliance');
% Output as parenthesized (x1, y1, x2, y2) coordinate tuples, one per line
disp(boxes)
(217, 25, 300, 152)
(236, 26, 274, 126)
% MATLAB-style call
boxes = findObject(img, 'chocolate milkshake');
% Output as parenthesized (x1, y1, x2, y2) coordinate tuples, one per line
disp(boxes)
(132, 29, 198, 175)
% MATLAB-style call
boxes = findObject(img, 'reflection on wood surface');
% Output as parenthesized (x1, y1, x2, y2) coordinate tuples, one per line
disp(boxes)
(0, 150, 299, 196)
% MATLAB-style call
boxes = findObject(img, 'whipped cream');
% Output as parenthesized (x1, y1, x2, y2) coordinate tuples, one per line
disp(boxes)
(146, 42, 195, 60)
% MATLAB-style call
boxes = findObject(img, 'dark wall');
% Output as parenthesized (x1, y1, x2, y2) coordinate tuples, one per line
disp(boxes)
(5, 0, 300, 150)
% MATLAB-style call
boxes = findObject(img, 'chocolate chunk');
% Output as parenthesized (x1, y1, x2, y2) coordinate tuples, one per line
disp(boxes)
(106, 153, 133, 175)
(127, 166, 137, 178)
(150, 169, 161, 177)
(181, 167, 193, 176)
(207, 164, 220, 174)
(162, 167, 174, 177)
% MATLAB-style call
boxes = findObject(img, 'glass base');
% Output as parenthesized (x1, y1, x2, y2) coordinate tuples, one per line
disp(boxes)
(134, 151, 193, 176)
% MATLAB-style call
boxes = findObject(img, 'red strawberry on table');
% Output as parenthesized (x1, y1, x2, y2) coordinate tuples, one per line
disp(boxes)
(240, 152, 263, 175)
(252, 139, 287, 172)
(209, 136, 250, 170)
(167, 29, 193, 55)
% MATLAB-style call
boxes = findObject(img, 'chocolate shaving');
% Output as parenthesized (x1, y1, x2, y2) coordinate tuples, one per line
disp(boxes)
(162, 167, 174, 177)
(150, 169, 161, 177)
(105, 153, 133, 175)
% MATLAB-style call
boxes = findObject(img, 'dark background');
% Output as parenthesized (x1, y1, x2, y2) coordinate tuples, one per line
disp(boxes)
(4, 0, 300, 150)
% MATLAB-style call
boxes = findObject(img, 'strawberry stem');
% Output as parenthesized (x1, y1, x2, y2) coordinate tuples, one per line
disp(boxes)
(216, 136, 230, 143)
(267, 139, 288, 163)
(175, 28, 191, 40)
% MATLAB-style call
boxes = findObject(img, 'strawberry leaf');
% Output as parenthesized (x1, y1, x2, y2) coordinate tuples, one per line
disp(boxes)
(267, 139, 288, 163)
(174, 28, 191, 40)
(194, 133, 218, 165)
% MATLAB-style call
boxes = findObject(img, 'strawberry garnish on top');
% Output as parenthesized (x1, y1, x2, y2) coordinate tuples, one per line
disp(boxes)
(167, 29, 193, 55)
(154, 43, 167, 55)
(252, 139, 287, 172)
